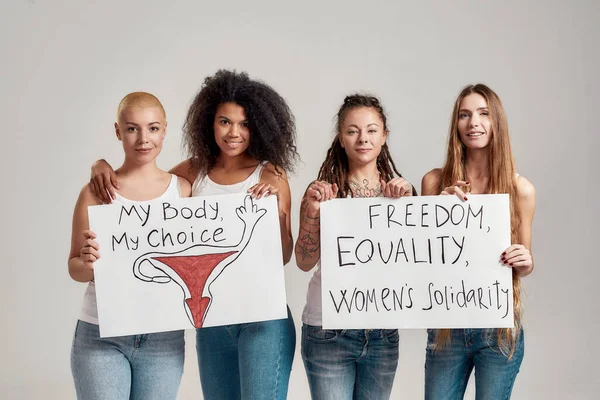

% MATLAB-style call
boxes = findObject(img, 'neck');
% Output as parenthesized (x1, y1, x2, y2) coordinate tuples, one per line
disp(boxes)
(117, 159, 161, 177)
(348, 160, 379, 183)
(464, 148, 490, 179)
(215, 152, 256, 172)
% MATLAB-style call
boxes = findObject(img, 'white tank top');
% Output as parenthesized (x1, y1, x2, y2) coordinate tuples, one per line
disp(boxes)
(192, 161, 266, 197)
(78, 174, 181, 325)
(302, 262, 324, 326)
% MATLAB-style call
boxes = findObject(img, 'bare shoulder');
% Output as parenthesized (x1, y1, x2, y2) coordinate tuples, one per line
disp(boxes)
(177, 176, 192, 197)
(516, 175, 536, 201)
(78, 183, 103, 206)
(421, 168, 442, 196)
(261, 162, 289, 186)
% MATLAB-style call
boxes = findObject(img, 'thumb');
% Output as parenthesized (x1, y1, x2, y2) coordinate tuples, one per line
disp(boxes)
(332, 183, 339, 197)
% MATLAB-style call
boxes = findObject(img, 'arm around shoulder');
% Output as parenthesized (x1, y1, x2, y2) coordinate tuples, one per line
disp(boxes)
(169, 159, 197, 186)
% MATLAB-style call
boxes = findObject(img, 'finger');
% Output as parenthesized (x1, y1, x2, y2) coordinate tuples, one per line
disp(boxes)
(379, 179, 387, 196)
(83, 230, 97, 240)
(307, 188, 321, 200)
(254, 184, 268, 198)
(84, 239, 100, 251)
(400, 184, 412, 197)
(452, 186, 467, 201)
(503, 251, 529, 264)
(501, 244, 520, 258)
(106, 181, 117, 202)
(247, 184, 263, 198)
(87, 248, 101, 259)
(453, 180, 469, 186)
(96, 174, 109, 204)
(332, 183, 339, 198)
(110, 171, 120, 190)
(441, 190, 450, 195)
(508, 260, 531, 268)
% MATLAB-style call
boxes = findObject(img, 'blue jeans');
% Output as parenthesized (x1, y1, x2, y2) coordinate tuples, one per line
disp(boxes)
(70, 320, 185, 400)
(196, 307, 296, 400)
(425, 328, 525, 400)
(301, 324, 399, 400)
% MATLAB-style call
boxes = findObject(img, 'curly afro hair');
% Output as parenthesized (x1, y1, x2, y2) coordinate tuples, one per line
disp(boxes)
(183, 69, 299, 176)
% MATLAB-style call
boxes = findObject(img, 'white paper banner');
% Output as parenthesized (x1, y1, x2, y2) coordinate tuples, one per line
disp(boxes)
(88, 193, 288, 337)
(320, 194, 513, 329)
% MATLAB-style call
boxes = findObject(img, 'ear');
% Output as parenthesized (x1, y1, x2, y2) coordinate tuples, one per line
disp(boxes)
(114, 122, 122, 141)
(163, 121, 168, 138)
(383, 129, 389, 142)
(338, 134, 344, 148)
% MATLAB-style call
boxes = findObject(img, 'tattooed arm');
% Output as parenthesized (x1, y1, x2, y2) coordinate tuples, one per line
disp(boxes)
(294, 181, 338, 272)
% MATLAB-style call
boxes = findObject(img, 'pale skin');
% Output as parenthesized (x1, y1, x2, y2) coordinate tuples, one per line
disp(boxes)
(421, 93, 536, 278)
(69, 104, 192, 282)
(89, 102, 294, 265)
(295, 106, 413, 272)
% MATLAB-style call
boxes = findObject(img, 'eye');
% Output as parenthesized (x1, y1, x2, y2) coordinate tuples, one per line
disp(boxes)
(150, 126, 160, 132)
(458, 113, 469, 119)
(368, 129, 377, 134)
(480, 111, 489, 116)
(241, 122, 249, 128)
(220, 120, 230, 125)
(127, 127, 137, 132)
(347, 130, 357, 135)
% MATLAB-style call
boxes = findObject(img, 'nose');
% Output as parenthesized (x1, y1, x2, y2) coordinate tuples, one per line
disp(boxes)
(469, 113, 480, 128)
(228, 123, 241, 137)
(138, 128, 149, 143)
(358, 130, 368, 144)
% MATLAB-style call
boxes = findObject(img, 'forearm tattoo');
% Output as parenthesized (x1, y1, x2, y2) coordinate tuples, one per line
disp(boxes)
(297, 197, 321, 262)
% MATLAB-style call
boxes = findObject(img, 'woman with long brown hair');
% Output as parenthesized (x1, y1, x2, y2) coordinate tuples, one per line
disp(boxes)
(296, 94, 415, 400)
(421, 84, 536, 399)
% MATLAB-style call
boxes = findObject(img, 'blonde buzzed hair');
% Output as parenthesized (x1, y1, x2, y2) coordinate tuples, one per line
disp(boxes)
(117, 92, 166, 121)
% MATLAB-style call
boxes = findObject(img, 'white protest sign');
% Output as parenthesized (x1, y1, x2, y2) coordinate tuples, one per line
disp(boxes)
(320, 194, 513, 329)
(88, 193, 288, 337)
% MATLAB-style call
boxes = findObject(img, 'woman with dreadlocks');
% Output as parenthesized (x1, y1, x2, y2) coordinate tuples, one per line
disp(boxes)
(295, 94, 415, 400)
(88, 69, 298, 399)
(421, 84, 536, 399)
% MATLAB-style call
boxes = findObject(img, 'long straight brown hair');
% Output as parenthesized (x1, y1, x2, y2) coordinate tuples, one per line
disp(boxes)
(435, 84, 522, 358)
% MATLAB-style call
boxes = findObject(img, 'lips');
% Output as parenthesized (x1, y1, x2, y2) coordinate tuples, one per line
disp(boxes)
(136, 148, 152, 152)
(466, 132, 484, 137)
(356, 148, 372, 153)
(224, 139, 243, 148)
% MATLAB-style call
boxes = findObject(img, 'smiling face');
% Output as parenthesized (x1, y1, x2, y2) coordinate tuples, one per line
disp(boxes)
(115, 105, 167, 164)
(213, 102, 250, 158)
(457, 93, 493, 149)
(338, 106, 387, 168)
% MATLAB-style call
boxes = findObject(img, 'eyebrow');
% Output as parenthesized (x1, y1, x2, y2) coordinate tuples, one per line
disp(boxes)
(459, 107, 488, 113)
(218, 116, 248, 122)
(124, 121, 161, 125)
(347, 123, 379, 129)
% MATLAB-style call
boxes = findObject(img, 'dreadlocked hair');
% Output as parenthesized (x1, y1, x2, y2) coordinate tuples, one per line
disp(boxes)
(316, 94, 416, 197)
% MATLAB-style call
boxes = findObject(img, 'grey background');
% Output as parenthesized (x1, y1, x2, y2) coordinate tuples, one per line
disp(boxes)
(1, 0, 598, 398)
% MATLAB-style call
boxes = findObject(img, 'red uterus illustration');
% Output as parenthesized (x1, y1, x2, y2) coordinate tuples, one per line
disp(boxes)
(132, 195, 266, 328)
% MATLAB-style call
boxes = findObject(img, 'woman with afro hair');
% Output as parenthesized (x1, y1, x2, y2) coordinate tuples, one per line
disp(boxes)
(89, 69, 299, 399)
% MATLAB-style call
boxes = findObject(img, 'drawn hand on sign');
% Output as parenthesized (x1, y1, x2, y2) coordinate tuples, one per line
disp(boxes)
(131, 195, 267, 328)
